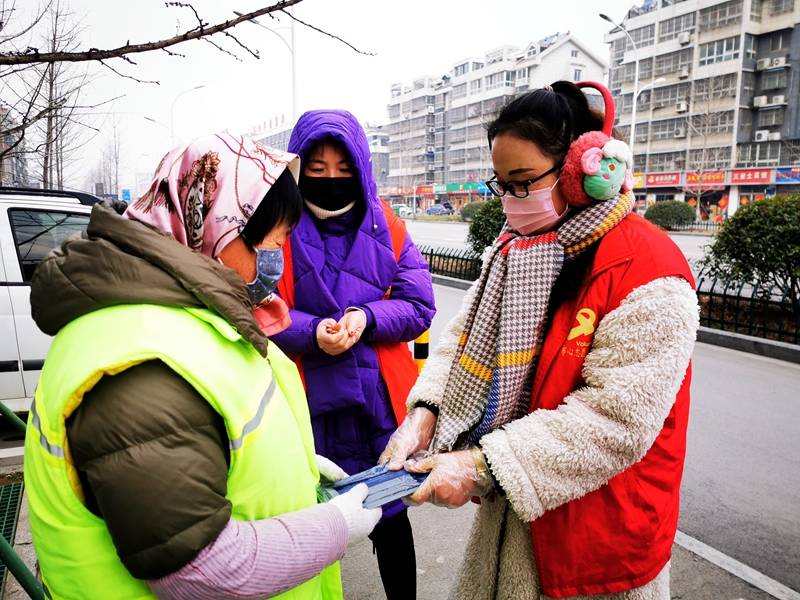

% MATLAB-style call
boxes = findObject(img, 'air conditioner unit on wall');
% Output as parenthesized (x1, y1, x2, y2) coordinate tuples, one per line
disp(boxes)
(426, 146, 435, 153)
(755, 129, 770, 142)
(676, 101, 688, 113)
(677, 31, 691, 45)
(674, 127, 686, 138)
(753, 95, 768, 107)
(678, 66, 690, 79)
(427, 106, 435, 114)
(428, 127, 436, 133)
(769, 132, 782, 141)
(756, 59, 769, 71)
(769, 56, 788, 68)
(772, 95, 786, 105)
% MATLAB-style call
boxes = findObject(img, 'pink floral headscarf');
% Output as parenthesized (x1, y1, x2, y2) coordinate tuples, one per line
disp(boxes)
(127, 132, 300, 258)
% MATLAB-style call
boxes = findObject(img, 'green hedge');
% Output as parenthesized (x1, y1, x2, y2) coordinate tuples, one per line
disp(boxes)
(644, 200, 696, 230)
(467, 198, 505, 254)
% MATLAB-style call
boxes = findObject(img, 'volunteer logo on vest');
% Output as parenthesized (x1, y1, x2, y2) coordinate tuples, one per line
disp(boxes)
(563, 307, 597, 359)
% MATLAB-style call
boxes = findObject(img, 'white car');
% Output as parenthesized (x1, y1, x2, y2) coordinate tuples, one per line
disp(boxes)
(0, 188, 95, 424)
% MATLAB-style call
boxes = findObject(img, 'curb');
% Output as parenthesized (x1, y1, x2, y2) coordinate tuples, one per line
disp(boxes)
(696, 327, 800, 364)
(431, 275, 800, 364)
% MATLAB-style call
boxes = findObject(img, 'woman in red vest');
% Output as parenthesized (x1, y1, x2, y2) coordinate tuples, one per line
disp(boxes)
(381, 81, 699, 599)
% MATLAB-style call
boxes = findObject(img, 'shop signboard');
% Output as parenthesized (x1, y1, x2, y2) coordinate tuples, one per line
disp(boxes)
(645, 172, 681, 187)
(776, 167, 800, 184)
(632, 172, 644, 189)
(686, 171, 725, 186)
(414, 185, 434, 195)
(731, 169, 773, 185)
(433, 184, 447, 194)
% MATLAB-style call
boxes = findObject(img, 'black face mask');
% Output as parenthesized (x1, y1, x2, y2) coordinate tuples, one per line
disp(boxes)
(299, 174, 361, 212)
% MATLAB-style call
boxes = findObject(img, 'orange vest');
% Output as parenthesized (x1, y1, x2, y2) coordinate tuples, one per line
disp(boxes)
(277, 203, 416, 424)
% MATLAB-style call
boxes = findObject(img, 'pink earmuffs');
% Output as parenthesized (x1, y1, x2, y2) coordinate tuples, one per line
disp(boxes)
(559, 82, 634, 208)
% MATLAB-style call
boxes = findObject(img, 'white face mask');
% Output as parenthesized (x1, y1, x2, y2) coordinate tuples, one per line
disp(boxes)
(500, 178, 568, 235)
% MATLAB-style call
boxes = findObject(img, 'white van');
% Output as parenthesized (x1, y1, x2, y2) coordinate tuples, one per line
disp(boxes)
(0, 188, 95, 416)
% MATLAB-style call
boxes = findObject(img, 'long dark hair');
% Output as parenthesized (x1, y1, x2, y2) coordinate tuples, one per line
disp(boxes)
(240, 168, 302, 249)
(487, 81, 604, 162)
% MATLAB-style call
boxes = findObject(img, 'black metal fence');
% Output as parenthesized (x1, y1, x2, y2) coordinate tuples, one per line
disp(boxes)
(696, 270, 798, 345)
(419, 246, 799, 346)
(417, 245, 481, 281)
(668, 221, 721, 234)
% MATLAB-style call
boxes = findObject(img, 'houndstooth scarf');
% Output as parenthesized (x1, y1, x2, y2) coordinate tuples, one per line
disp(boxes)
(433, 191, 635, 451)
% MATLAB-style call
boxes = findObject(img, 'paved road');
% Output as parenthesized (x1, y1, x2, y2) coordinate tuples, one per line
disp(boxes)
(405, 219, 713, 263)
(343, 284, 800, 598)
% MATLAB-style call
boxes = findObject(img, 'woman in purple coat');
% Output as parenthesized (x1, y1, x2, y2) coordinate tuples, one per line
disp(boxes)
(271, 110, 436, 599)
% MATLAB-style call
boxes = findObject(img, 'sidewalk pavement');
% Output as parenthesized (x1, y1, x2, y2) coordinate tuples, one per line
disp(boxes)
(0, 471, 777, 599)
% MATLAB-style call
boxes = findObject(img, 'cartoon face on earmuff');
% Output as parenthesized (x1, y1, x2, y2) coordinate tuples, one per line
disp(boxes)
(559, 82, 634, 207)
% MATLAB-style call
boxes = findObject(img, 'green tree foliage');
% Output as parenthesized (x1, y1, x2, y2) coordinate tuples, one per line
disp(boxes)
(460, 201, 484, 222)
(644, 200, 696, 230)
(467, 198, 505, 253)
(701, 195, 800, 311)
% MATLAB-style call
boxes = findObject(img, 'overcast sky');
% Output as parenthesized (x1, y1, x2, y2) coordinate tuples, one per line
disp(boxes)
(20, 0, 635, 193)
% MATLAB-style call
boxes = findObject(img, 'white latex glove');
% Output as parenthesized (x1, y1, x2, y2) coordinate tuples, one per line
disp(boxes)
(316, 454, 348, 484)
(328, 483, 382, 547)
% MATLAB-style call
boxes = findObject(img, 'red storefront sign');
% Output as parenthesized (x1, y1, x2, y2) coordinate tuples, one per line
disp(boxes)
(730, 169, 773, 185)
(415, 185, 434, 194)
(645, 172, 681, 187)
(686, 171, 725, 185)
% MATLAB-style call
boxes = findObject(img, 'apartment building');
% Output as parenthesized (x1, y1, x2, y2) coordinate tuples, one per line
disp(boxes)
(385, 33, 606, 208)
(606, 0, 800, 219)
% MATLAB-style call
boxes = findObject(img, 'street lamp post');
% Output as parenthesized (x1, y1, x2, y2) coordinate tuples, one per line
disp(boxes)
(170, 85, 206, 146)
(234, 10, 296, 123)
(600, 14, 640, 152)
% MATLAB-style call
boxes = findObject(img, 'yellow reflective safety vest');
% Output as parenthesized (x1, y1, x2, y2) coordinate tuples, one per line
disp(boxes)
(24, 304, 343, 600)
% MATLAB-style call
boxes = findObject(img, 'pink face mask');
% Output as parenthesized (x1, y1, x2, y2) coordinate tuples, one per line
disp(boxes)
(501, 179, 568, 235)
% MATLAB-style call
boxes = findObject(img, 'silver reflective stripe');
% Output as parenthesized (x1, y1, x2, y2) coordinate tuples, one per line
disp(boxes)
(229, 378, 276, 451)
(30, 401, 65, 458)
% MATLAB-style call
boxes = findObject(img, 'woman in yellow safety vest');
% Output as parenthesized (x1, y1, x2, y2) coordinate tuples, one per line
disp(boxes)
(24, 133, 380, 600)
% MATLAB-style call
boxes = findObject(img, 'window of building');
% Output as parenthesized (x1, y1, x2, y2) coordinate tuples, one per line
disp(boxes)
(485, 72, 510, 90)
(750, 0, 763, 19)
(388, 104, 401, 119)
(699, 0, 743, 31)
(471, 61, 484, 71)
(757, 107, 784, 126)
(691, 110, 735, 135)
(769, 0, 794, 15)
(653, 82, 691, 106)
(454, 63, 468, 77)
(470, 79, 482, 93)
(699, 36, 740, 66)
(10, 210, 90, 282)
(762, 69, 788, 90)
(452, 83, 467, 99)
(770, 31, 788, 51)
(651, 117, 688, 140)
(737, 141, 781, 166)
(688, 146, 731, 169)
(571, 49, 579, 58)
(744, 34, 757, 60)
(693, 73, 738, 102)
(574, 69, 582, 81)
(611, 38, 626, 64)
(648, 151, 686, 171)
(628, 24, 656, 49)
(659, 12, 696, 41)
(654, 48, 693, 76)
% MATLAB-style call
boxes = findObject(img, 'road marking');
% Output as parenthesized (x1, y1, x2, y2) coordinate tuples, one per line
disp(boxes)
(675, 530, 800, 600)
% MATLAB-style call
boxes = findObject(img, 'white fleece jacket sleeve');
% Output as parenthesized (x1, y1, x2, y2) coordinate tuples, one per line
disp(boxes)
(480, 276, 699, 523)
(406, 280, 478, 411)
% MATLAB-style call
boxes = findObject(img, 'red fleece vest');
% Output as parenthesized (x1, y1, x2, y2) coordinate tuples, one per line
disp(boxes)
(529, 214, 694, 597)
(276, 202, 416, 425)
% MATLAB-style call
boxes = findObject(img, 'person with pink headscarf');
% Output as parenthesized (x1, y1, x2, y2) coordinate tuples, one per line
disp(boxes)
(25, 132, 380, 599)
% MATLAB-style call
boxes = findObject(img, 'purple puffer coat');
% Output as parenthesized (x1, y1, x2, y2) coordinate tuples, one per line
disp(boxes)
(272, 110, 435, 517)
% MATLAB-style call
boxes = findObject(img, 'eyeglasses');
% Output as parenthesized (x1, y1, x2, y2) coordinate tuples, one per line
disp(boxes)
(485, 163, 561, 199)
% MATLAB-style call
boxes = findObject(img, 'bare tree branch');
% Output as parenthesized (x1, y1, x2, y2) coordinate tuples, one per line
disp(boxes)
(279, 8, 375, 56)
(98, 59, 158, 84)
(203, 37, 243, 62)
(0, 0, 304, 65)
(0, 0, 53, 43)
(221, 29, 259, 59)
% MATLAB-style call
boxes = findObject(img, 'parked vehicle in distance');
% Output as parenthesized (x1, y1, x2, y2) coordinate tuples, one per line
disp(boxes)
(425, 203, 454, 216)
(0, 187, 98, 419)
(391, 203, 413, 217)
